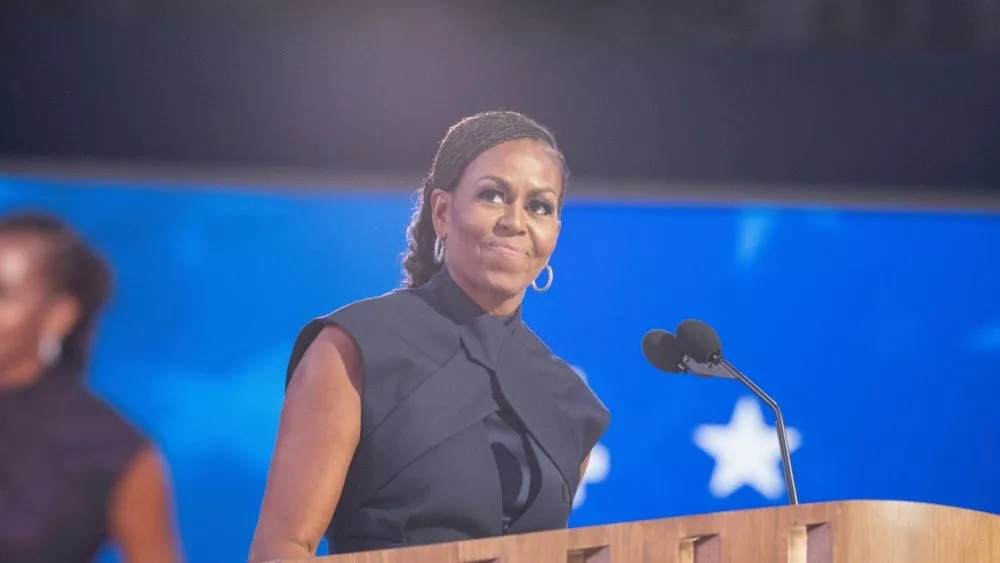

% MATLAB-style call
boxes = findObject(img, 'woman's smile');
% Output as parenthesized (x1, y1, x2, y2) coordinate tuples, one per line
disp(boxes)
(486, 240, 530, 260)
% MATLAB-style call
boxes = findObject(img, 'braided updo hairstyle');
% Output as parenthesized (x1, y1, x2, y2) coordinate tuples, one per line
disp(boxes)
(0, 211, 112, 380)
(402, 110, 568, 288)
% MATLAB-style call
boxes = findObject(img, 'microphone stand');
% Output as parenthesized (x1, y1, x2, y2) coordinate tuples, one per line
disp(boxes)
(713, 355, 799, 506)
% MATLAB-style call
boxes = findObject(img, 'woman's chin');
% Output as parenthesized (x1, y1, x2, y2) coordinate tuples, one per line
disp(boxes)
(480, 268, 531, 296)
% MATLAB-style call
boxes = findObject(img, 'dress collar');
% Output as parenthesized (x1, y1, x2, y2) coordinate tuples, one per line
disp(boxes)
(421, 267, 522, 370)
(424, 267, 522, 327)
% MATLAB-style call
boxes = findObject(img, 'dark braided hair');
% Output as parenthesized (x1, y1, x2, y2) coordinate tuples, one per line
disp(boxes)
(402, 110, 569, 288)
(0, 210, 113, 380)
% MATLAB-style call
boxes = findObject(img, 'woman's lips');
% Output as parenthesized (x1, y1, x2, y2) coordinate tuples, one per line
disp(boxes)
(488, 241, 529, 259)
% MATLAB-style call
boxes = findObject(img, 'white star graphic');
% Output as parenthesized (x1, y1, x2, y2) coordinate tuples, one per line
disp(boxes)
(693, 396, 801, 499)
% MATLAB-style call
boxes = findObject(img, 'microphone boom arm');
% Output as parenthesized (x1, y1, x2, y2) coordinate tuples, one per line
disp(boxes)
(716, 357, 799, 506)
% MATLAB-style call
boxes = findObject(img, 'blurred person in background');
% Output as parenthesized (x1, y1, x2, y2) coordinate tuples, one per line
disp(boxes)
(0, 211, 181, 563)
(249, 110, 609, 559)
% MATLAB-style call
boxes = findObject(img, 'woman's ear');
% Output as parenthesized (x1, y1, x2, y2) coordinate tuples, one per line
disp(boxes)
(41, 294, 80, 344)
(430, 189, 451, 240)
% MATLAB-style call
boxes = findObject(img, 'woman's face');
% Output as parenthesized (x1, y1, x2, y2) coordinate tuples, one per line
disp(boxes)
(432, 138, 563, 312)
(0, 233, 76, 381)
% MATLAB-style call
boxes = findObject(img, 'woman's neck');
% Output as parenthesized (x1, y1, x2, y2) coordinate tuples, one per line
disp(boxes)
(0, 356, 46, 391)
(449, 271, 524, 317)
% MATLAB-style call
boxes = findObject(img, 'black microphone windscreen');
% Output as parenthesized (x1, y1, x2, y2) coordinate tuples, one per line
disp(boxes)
(642, 329, 685, 374)
(676, 319, 722, 364)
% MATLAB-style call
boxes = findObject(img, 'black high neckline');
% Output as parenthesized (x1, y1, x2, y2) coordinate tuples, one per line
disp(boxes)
(421, 267, 524, 370)
(425, 267, 523, 331)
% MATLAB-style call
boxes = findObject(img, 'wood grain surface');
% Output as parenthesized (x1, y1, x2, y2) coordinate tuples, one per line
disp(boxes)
(275, 500, 999, 563)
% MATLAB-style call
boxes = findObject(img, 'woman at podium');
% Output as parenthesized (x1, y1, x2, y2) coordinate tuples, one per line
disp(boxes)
(250, 111, 610, 559)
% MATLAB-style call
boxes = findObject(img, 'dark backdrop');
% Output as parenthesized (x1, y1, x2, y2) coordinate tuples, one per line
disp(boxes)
(3, 2, 999, 194)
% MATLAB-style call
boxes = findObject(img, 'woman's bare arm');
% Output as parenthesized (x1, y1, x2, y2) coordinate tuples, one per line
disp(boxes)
(579, 452, 591, 489)
(248, 326, 364, 562)
(108, 445, 182, 563)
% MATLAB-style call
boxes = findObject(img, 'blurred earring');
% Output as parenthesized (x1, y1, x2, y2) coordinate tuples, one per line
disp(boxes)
(434, 237, 445, 264)
(39, 336, 63, 366)
(532, 264, 554, 292)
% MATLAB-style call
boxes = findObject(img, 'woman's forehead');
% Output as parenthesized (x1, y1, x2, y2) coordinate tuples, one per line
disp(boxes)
(461, 140, 564, 187)
(0, 234, 47, 283)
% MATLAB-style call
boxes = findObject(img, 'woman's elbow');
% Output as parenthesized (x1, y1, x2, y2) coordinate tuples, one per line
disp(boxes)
(248, 533, 316, 563)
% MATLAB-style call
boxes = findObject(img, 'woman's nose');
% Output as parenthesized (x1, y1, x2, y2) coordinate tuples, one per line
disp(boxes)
(497, 205, 526, 233)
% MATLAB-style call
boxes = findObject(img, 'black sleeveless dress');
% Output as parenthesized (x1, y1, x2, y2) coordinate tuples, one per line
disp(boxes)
(285, 268, 610, 554)
(0, 368, 148, 563)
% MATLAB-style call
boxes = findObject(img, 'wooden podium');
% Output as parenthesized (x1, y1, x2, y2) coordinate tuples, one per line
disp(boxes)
(300, 500, 999, 563)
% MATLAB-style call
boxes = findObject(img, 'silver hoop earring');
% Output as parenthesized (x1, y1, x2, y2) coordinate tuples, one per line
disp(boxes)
(433, 237, 445, 264)
(39, 336, 63, 366)
(532, 264, 554, 292)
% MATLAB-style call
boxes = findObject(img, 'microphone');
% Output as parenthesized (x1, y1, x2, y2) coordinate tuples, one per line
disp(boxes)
(646, 320, 799, 506)
(640, 329, 684, 374)
(641, 329, 735, 379)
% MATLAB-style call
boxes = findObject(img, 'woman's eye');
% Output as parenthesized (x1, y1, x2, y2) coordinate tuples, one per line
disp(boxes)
(529, 200, 555, 216)
(478, 189, 505, 204)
